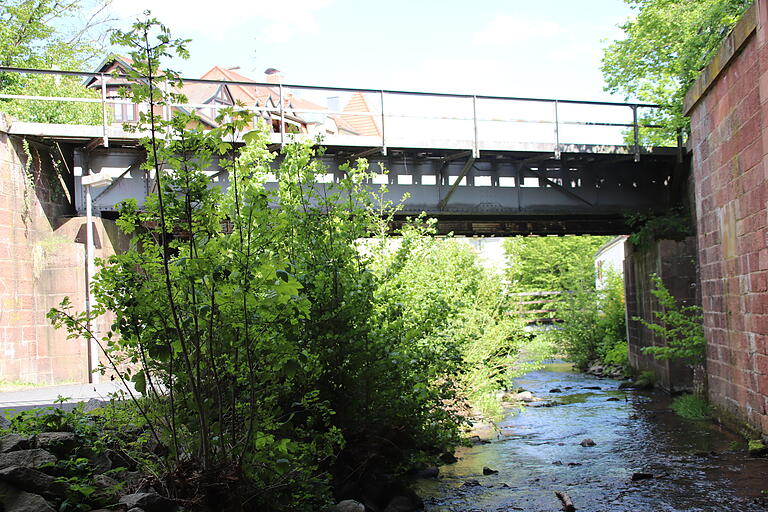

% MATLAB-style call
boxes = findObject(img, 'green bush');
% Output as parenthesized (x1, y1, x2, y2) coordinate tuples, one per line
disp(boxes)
(603, 340, 629, 367)
(47, 17, 528, 509)
(636, 274, 705, 364)
(541, 270, 627, 369)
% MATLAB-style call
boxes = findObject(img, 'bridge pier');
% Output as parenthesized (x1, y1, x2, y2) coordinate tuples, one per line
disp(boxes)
(624, 237, 699, 392)
(0, 116, 128, 385)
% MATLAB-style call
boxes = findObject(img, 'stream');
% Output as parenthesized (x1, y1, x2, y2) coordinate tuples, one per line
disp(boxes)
(414, 362, 768, 512)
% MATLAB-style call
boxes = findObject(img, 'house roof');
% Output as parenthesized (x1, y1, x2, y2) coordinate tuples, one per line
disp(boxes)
(87, 58, 375, 135)
(341, 92, 380, 137)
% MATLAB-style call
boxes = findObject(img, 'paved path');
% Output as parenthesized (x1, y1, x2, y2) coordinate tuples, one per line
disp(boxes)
(0, 381, 134, 415)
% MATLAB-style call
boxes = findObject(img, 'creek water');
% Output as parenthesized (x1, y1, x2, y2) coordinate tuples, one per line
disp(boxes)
(415, 362, 768, 512)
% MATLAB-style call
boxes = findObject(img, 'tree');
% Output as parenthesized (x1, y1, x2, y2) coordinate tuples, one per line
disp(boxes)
(0, 0, 113, 123)
(503, 235, 609, 293)
(602, 0, 751, 144)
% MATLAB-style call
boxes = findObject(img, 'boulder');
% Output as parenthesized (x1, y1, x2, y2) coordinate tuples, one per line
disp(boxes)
(336, 499, 365, 512)
(119, 492, 174, 512)
(0, 449, 56, 470)
(414, 466, 439, 478)
(439, 452, 458, 464)
(91, 450, 113, 472)
(549, 388, 562, 393)
(516, 391, 534, 402)
(631, 472, 654, 481)
(384, 495, 419, 512)
(83, 398, 106, 413)
(461, 479, 481, 487)
(482, 466, 498, 475)
(606, 397, 621, 402)
(748, 440, 767, 456)
(0, 465, 67, 499)
(34, 432, 77, 458)
(92, 473, 121, 499)
(0, 434, 31, 453)
(579, 439, 596, 447)
(0, 482, 56, 512)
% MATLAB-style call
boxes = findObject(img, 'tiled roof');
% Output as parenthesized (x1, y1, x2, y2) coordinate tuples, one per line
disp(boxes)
(341, 92, 380, 137)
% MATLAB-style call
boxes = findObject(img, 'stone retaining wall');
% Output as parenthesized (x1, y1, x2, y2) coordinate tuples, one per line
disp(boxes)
(684, 1, 768, 433)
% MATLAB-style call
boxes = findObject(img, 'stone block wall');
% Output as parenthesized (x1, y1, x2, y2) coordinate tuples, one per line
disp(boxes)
(0, 115, 125, 384)
(684, 1, 768, 433)
(624, 238, 699, 392)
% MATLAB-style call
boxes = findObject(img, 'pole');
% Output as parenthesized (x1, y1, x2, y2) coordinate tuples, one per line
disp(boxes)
(84, 184, 99, 384)
(100, 74, 109, 148)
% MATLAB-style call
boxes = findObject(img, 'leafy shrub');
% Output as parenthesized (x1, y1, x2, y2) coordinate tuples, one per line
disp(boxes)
(636, 274, 705, 364)
(541, 270, 627, 369)
(47, 16, 523, 509)
(603, 340, 629, 367)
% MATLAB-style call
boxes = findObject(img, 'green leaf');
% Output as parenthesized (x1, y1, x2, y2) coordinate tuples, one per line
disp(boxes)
(131, 371, 147, 395)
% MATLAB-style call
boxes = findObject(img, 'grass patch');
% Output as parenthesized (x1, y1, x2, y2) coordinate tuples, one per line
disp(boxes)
(671, 393, 710, 421)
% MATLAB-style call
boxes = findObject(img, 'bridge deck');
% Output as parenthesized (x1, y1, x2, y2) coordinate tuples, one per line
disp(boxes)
(8, 121, 682, 236)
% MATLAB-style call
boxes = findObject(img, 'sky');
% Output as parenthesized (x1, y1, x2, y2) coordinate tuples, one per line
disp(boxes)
(107, 0, 635, 102)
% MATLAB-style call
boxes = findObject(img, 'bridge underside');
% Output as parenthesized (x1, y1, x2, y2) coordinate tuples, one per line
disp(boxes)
(18, 128, 683, 236)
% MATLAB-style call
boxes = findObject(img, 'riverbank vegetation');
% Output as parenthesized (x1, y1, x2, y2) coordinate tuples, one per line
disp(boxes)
(503, 236, 628, 372)
(35, 17, 542, 511)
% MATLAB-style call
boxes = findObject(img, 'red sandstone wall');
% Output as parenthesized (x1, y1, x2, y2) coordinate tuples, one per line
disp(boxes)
(686, 2, 768, 433)
(0, 115, 124, 385)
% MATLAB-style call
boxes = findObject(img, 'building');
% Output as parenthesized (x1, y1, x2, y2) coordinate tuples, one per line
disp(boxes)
(85, 56, 376, 137)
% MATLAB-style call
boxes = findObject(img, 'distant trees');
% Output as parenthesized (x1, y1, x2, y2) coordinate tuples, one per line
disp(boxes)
(0, 0, 113, 123)
(503, 235, 608, 293)
(602, 0, 751, 143)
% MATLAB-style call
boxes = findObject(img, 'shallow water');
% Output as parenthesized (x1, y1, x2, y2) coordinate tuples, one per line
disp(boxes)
(415, 363, 768, 512)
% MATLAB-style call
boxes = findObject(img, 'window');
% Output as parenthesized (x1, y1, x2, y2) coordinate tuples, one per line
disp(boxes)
(113, 100, 137, 122)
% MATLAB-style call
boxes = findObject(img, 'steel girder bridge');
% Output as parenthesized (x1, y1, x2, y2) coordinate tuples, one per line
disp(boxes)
(2, 66, 685, 235)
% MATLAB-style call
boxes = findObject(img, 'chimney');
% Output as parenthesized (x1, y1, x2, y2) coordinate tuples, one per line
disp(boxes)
(264, 67, 283, 84)
(327, 96, 341, 113)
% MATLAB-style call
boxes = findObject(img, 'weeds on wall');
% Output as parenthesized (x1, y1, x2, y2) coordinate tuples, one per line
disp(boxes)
(635, 274, 706, 365)
(626, 206, 693, 248)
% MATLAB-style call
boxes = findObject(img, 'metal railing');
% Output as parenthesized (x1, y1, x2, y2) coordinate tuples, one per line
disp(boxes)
(0, 66, 667, 160)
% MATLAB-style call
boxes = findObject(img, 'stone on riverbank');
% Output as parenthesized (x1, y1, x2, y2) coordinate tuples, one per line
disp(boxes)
(336, 499, 365, 512)
(748, 440, 767, 456)
(0, 481, 56, 512)
(0, 435, 30, 454)
(33, 432, 77, 458)
(579, 439, 596, 447)
(119, 492, 175, 512)
(0, 449, 56, 470)
(0, 465, 67, 499)
(482, 466, 498, 475)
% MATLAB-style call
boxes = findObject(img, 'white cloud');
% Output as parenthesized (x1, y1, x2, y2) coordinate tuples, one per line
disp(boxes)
(110, 0, 333, 42)
(473, 15, 561, 46)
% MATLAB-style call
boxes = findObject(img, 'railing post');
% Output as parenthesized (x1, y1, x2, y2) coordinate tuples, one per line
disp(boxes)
(380, 90, 387, 156)
(553, 99, 560, 160)
(472, 95, 479, 158)
(100, 73, 109, 148)
(279, 84, 285, 147)
(632, 105, 640, 162)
